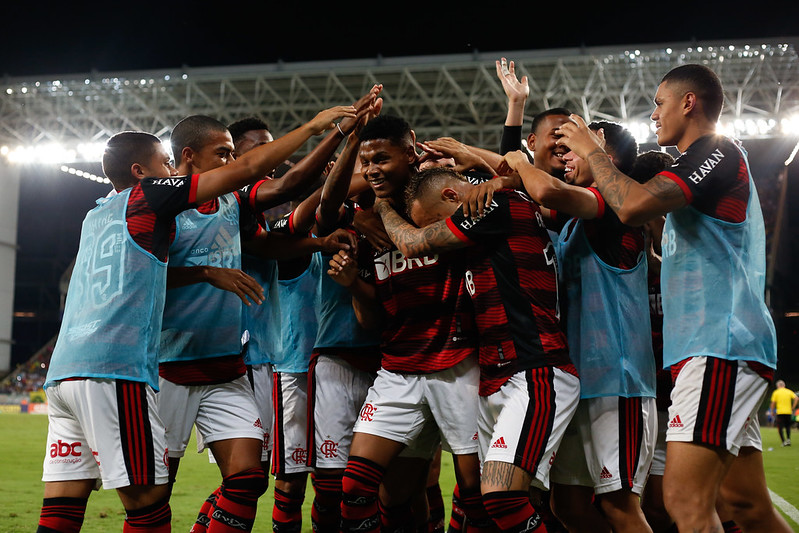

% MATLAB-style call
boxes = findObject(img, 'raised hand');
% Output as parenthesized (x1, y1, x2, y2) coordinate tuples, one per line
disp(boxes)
(307, 105, 358, 135)
(496, 57, 529, 104)
(319, 227, 358, 254)
(340, 84, 384, 135)
(556, 114, 605, 159)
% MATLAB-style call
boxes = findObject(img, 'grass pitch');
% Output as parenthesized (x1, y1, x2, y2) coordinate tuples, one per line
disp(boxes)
(1, 413, 797, 532)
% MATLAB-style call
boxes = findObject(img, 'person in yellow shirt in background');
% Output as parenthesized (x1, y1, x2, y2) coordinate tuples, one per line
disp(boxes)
(770, 380, 799, 446)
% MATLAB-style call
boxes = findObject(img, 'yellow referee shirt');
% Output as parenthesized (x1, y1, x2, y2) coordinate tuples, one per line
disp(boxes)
(771, 387, 797, 415)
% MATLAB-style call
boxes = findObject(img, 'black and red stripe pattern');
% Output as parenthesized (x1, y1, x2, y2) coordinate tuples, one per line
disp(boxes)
(270, 372, 286, 476)
(115, 381, 157, 486)
(448, 190, 570, 395)
(370, 243, 476, 374)
(37, 497, 88, 533)
(617, 396, 644, 489)
(515, 367, 557, 471)
(693, 357, 737, 448)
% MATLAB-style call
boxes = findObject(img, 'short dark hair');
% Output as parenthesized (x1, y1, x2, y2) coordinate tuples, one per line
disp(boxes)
(661, 64, 724, 122)
(359, 114, 413, 147)
(228, 117, 271, 145)
(629, 150, 676, 184)
(101, 131, 161, 189)
(170, 115, 228, 163)
(404, 166, 468, 217)
(588, 121, 638, 174)
(530, 107, 572, 135)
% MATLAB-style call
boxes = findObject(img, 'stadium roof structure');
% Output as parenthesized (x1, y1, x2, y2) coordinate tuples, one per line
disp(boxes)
(1, 37, 799, 165)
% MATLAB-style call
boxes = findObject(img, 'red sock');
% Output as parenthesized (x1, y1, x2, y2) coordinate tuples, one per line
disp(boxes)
(482, 491, 546, 533)
(190, 486, 222, 533)
(123, 497, 171, 533)
(340, 456, 385, 533)
(311, 472, 342, 533)
(209, 467, 267, 532)
(459, 488, 496, 533)
(722, 521, 743, 533)
(37, 497, 88, 533)
(272, 487, 304, 533)
(447, 484, 465, 533)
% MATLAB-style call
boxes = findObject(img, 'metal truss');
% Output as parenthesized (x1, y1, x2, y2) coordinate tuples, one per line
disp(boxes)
(1, 37, 798, 159)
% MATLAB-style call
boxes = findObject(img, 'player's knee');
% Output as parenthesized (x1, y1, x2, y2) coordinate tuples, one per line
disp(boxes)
(224, 467, 268, 500)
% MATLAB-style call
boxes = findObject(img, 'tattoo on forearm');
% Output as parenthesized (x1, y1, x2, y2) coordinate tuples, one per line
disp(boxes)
(378, 204, 462, 257)
(588, 149, 682, 213)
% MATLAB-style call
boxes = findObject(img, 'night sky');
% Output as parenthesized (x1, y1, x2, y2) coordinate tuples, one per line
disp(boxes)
(1, 2, 798, 77)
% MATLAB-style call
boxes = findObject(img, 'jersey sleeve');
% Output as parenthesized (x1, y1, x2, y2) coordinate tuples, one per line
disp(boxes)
(234, 190, 263, 240)
(446, 189, 513, 244)
(657, 136, 748, 221)
(139, 175, 199, 218)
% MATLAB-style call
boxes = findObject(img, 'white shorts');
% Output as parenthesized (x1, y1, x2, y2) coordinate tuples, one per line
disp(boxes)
(353, 357, 479, 456)
(272, 372, 312, 475)
(649, 410, 668, 477)
(308, 355, 375, 469)
(551, 396, 656, 495)
(479, 367, 580, 490)
(204, 364, 274, 464)
(42, 379, 169, 489)
(666, 357, 767, 455)
(158, 375, 264, 459)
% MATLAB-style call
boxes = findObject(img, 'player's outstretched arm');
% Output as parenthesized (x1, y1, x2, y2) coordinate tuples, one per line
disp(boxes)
(500, 150, 600, 220)
(557, 115, 686, 225)
(372, 199, 467, 259)
(166, 266, 265, 306)
(194, 105, 357, 205)
(242, 227, 357, 261)
(252, 86, 382, 211)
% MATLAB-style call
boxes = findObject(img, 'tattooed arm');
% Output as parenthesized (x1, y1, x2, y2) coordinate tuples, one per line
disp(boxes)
(372, 199, 467, 259)
(558, 115, 687, 226)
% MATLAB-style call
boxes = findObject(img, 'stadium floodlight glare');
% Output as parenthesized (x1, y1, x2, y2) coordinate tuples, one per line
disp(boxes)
(0, 140, 108, 165)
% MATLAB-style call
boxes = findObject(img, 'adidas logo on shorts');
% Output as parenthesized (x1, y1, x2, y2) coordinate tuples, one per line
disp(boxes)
(253, 418, 263, 429)
(669, 415, 684, 428)
(600, 466, 613, 480)
(491, 437, 508, 449)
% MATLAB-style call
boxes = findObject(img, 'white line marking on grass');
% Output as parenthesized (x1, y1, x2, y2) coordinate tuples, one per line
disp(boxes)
(770, 489, 799, 525)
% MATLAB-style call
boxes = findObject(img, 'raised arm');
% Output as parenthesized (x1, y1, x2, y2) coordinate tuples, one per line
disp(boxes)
(193, 105, 357, 205)
(251, 85, 383, 211)
(557, 115, 686, 226)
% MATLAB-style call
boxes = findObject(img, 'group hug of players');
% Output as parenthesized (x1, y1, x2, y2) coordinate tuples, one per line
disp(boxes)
(36, 59, 789, 533)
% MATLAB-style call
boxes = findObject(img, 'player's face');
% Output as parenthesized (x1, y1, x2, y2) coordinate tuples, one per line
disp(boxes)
(235, 129, 273, 157)
(140, 143, 178, 178)
(359, 139, 415, 200)
(562, 149, 593, 187)
(651, 82, 687, 148)
(191, 130, 236, 173)
(527, 115, 570, 178)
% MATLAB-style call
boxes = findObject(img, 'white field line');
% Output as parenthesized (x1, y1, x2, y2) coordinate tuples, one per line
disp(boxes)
(770, 489, 799, 525)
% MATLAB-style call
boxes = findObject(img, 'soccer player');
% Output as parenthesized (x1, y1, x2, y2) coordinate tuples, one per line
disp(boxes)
(36, 107, 349, 532)
(370, 166, 580, 533)
(327, 115, 488, 533)
(557, 63, 791, 533)
(155, 108, 357, 533)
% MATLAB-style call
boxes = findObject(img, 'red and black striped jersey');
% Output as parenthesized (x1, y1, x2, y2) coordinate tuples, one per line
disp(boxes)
(659, 134, 749, 223)
(368, 240, 477, 375)
(125, 175, 199, 262)
(446, 189, 572, 396)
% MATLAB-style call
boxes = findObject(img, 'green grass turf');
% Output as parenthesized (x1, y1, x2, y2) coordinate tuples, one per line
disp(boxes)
(1, 413, 797, 532)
